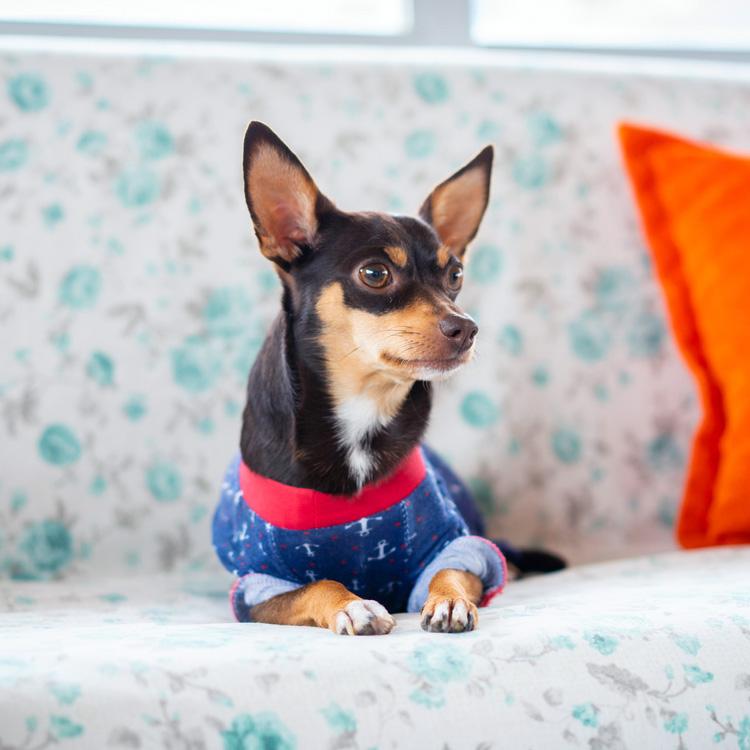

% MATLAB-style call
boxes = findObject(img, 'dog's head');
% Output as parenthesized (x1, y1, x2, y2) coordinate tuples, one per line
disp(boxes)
(243, 121, 493, 388)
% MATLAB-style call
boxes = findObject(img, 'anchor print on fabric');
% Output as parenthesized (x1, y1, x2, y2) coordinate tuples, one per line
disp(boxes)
(367, 539, 397, 561)
(236, 523, 250, 543)
(295, 543, 320, 558)
(379, 580, 399, 595)
(344, 516, 383, 537)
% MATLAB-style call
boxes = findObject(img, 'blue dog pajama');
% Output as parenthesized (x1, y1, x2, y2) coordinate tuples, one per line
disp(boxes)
(212, 445, 507, 621)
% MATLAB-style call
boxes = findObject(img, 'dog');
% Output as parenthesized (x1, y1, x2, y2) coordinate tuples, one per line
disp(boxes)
(213, 122, 557, 636)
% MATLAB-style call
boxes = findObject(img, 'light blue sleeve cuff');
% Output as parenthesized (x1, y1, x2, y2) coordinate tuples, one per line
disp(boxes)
(407, 535, 507, 613)
(230, 573, 302, 622)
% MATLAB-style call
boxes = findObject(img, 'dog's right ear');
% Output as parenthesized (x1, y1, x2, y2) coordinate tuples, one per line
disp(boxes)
(243, 122, 333, 267)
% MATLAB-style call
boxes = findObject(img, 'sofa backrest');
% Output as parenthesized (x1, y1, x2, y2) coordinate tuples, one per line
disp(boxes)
(2, 42, 749, 579)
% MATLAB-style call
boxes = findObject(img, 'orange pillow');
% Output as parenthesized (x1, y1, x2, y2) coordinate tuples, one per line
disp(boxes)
(619, 123, 750, 549)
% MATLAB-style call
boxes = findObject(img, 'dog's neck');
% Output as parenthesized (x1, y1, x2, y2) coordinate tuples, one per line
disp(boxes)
(240, 292, 432, 495)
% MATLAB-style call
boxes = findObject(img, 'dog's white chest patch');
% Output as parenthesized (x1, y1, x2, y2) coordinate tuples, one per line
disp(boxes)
(335, 395, 391, 488)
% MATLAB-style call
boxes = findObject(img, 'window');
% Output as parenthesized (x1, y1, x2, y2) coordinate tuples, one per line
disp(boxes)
(471, 0, 750, 51)
(1, 0, 748, 54)
(0, 0, 413, 37)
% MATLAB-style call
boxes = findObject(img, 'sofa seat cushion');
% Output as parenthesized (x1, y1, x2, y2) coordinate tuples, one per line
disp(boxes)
(1, 547, 749, 748)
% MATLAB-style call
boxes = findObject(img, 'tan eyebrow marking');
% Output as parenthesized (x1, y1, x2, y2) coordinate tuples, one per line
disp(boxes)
(436, 245, 453, 268)
(384, 245, 408, 268)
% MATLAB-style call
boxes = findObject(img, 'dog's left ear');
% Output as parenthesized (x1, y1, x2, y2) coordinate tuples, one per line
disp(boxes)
(419, 146, 493, 260)
(243, 121, 334, 267)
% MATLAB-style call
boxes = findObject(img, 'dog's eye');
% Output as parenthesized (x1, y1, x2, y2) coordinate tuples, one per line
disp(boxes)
(447, 266, 464, 291)
(359, 263, 391, 289)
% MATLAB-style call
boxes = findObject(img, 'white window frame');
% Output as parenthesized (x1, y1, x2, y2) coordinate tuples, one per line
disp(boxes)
(0, 0, 747, 60)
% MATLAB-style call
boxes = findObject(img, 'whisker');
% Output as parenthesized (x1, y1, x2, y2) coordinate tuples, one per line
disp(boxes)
(341, 346, 361, 360)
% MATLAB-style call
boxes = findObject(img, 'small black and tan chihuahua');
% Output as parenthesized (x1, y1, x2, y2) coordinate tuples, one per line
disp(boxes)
(212, 122, 561, 636)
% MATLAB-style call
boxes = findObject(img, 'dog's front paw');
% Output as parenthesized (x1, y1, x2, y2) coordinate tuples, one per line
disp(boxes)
(420, 596, 478, 633)
(331, 599, 396, 636)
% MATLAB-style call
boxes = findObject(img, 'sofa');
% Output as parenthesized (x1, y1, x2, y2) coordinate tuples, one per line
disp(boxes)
(1, 40, 749, 748)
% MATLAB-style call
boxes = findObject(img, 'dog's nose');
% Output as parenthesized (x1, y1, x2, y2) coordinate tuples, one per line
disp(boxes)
(438, 314, 479, 351)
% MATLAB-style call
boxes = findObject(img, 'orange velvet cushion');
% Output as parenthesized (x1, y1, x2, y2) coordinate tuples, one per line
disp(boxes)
(619, 123, 750, 548)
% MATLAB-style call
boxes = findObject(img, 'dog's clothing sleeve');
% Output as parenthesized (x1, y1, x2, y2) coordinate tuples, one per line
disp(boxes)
(406, 535, 506, 612)
(229, 573, 302, 622)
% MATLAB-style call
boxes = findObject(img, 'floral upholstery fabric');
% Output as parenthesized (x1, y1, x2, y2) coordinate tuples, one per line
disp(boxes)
(1, 547, 749, 749)
(5, 47, 750, 578)
(2, 44, 750, 749)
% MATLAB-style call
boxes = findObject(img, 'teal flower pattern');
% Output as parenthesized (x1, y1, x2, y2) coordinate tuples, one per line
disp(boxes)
(531, 366, 550, 387)
(528, 112, 563, 146)
(405, 129, 435, 159)
(584, 631, 619, 655)
(408, 643, 471, 683)
(552, 428, 582, 465)
(38, 425, 81, 466)
(59, 266, 102, 309)
(50, 715, 84, 739)
(20, 520, 74, 575)
(664, 712, 688, 735)
(671, 633, 701, 655)
(647, 433, 684, 472)
(414, 72, 449, 104)
(136, 121, 175, 160)
(49, 682, 81, 706)
(7, 73, 50, 112)
(123, 395, 147, 421)
(320, 703, 356, 734)
(499, 324, 523, 356)
(202, 287, 253, 339)
(572, 702, 599, 728)
(594, 267, 635, 313)
(460, 391, 499, 428)
(115, 167, 160, 208)
(86, 352, 115, 387)
(738, 716, 750, 750)
(467, 244, 503, 283)
(683, 664, 713, 684)
(409, 685, 446, 709)
(0, 139, 28, 171)
(512, 153, 548, 189)
(89, 475, 107, 495)
(146, 462, 183, 503)
(222, 712, 295, 750)
(568, 310, 612, 362)
(76, 130, 108, 156)
(172, 336, 222, 392)
(628, 310, 666, 358)
(550, 635, 575, 650)
(42, 203, 64, 228)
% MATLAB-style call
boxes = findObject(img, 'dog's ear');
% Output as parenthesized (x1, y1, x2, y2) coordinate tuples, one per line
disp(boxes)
(243, 122, 333, 266)
(419, 146, 493, 260)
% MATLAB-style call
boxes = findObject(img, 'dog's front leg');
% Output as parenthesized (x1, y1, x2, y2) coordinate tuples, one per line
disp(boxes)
(420, 569, 482, 633)
(251, 580, 395, 635)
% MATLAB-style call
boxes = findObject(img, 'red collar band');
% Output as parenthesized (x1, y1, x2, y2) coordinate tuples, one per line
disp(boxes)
(238, 448, 426, 530)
